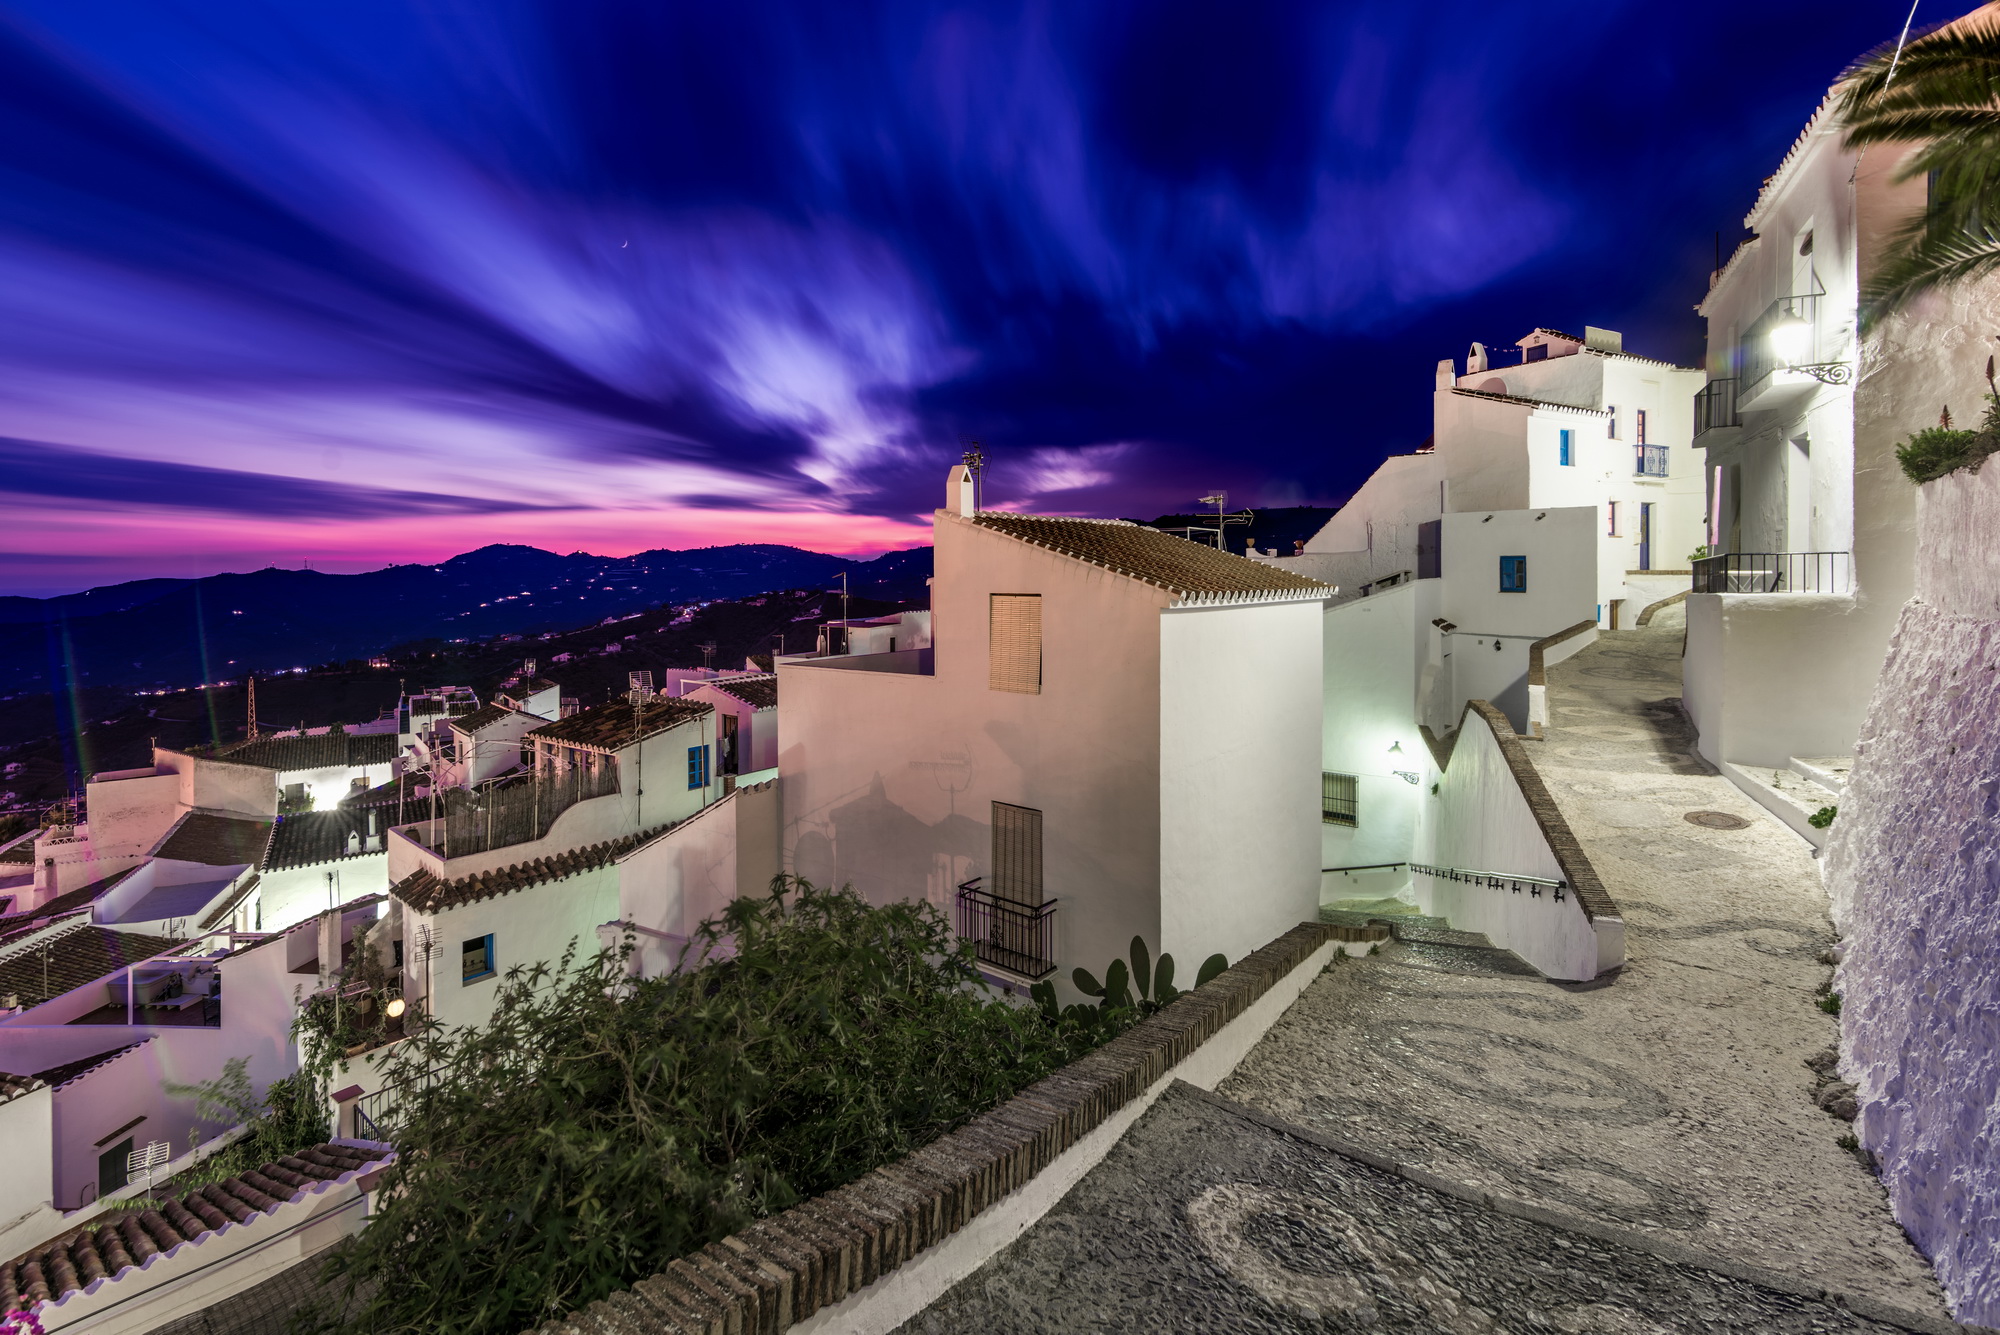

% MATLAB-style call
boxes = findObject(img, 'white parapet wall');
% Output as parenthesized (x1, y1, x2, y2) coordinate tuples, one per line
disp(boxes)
(1416, 702, 1622, 981)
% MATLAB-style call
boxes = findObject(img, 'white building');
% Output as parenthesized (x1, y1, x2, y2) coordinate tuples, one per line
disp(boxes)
(1278, 326, 1704, 629)
(682, 675, 779, 780)
(1682, 88, 1985, 795)
(778, 467, 1331, 990)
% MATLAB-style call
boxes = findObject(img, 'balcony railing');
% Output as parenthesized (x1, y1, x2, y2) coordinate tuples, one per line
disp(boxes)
(1740, 293, 1827, 404)
(955, 878, 1057, 980)
(1694, 378, 1740, 438)
(410, 761, 621, 860)
(1693, 551, 1853, 594)
(1634, 444, 1669, 477)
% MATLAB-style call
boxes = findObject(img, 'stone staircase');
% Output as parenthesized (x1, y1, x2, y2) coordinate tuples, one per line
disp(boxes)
(1721, 755, 1850, 851)
(1320, 903, 1542, 977)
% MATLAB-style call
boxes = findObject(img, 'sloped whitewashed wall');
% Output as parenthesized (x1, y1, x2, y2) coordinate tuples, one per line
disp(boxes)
(1825, 460, 2000, 1322)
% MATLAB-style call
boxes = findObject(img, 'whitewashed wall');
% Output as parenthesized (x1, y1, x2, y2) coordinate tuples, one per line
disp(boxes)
(1414, 709, 1613, 980)
(1318, 582, 1430, 892)
(1825, 456, 2000, 1323)
(1158, 597, 1324, 973)
(0, 1084, 52, 1225)
(407, 865, 621, 1032)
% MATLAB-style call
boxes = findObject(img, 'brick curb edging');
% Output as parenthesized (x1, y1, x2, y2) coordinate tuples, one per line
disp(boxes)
(530, 921, 1349, 1335)
(1462, 700, 1618, 923)
(1526, 618, 1598, 687)
(1189, 1085, 1985, 1335)
(1635, 590, 1688, 626)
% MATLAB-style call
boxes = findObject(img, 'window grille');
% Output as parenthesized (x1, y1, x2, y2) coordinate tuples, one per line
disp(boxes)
(1321, 773, 1358, 826)
(1500, 555, 1528, 592)
(989, 594, 1042, 694)
(687, 744, 709, 789)
(991, 802, 1044, 905)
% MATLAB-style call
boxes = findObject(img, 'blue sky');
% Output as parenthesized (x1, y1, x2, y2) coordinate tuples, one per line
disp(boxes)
(0, 0, 1916, 594)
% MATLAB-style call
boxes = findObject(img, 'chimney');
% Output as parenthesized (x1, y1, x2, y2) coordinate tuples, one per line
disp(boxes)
(1584, 326, 1623, 354)
(1435, 359, 1456, 390)
(1467, 342, 1489, 374)
(947, 463, 976, 517)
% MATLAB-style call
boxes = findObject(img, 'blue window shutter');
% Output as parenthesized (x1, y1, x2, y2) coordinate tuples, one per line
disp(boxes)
(1558, 428, 1573, 466)
(1500, 555, 1528, 592)
(687, 744, 709, 789)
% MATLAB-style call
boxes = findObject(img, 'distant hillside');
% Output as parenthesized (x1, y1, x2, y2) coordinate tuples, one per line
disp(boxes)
(0, 543, 933, 694)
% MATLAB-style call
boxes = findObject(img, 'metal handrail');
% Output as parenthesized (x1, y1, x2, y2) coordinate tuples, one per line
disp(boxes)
(1323, 863, 1407, 873)
(1694, 378, 1739, 436)
(1410, 861, 1570, 903)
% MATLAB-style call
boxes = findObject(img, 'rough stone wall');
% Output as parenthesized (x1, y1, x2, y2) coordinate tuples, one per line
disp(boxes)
(1825, 460, 2000, 1322)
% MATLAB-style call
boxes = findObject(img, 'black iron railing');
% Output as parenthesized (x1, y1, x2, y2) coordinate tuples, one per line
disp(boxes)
(1741, 293, 1820, 399)
(354, 1063, 445, 1140)
(1634, 444, 1669, 477)
(1410, 862, 1569, 902)
(956, 878, 1057, 980)
(1692, 551, 1852, 594)
(1694, 378, 1739, 437)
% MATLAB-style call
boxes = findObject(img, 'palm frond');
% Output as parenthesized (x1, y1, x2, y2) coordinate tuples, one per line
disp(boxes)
(1862, 217, 2000, 323)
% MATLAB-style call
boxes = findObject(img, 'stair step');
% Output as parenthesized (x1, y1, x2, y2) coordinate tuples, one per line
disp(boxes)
(1320, 906, 1542, 977)
(1788, 756, 1852, 796)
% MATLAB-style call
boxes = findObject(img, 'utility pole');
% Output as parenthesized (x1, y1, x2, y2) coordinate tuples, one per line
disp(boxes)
(246, 676, 259, 741)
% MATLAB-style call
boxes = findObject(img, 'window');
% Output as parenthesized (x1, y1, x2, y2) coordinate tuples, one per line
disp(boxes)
(1500, 555, 1528, 592)
(1608, 502, 1619, 536)
(1607, 406, 1618, 440)
(462, 934, 495, 984)
(1558, 429, 1574, 466)
(1635, 409, 1648, 446)
(991, 802, 1044, 905)
(687, 743, 710, 789)
(989, 594, 1042, 694)
(98, 1139, 133, 1200)
(1321, 772, 1358, 826)
(1525, 343, 1548, 362)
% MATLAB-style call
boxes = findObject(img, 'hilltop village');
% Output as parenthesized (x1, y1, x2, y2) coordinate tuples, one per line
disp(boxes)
(5, 32, 2000, 1335)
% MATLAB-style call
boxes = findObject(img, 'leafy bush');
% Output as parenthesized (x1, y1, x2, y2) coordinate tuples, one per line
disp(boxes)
(1819, 992, 1843, 1015)
(1808, 805, 1838, 830)
(1027, 936, 1226, 1039)
(1896, 390, 2000, 483)
(303, 879, 1168, 1335)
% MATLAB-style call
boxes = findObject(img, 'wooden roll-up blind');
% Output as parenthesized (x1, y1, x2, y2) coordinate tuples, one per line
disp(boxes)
(991, 801, 1045, 905)
(989, 593, 1042, 694)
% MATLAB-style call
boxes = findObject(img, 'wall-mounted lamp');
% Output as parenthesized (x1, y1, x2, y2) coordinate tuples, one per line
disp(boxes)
(386, 996, 407, 1019)
(1388, 740, 1404, 754)
(1769, 311, 1852, 384)
(1394, 770, 1421, 784)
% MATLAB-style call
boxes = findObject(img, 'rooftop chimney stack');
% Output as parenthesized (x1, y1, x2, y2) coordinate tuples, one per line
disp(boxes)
(947, 463, 976, 517)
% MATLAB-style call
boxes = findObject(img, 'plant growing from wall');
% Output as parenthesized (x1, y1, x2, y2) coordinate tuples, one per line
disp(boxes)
(296, 879, 1210, 1335)
(1895, 370, 2000, 484)
(1809, 805, 1839, 830)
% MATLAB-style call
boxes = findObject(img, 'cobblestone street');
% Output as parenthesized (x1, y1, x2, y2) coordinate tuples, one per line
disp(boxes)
(904, 612, 1950, 1332)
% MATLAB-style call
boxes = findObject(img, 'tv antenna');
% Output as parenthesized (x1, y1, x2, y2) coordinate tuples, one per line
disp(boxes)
(1186, 491, 1256, 551)
(246, 675, 259, 741)
(698, 642, 716, 672)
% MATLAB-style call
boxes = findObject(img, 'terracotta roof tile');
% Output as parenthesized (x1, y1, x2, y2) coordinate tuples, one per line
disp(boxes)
(452, 704, 523, 734)
(265, 810, 373, 871)
(0, 1072, 42, 1103)
(0, 1142, 392, 1313)
(0, 869, 140, 942)
(394, 826, 673, 914)
(217, 730, 398, 772)
(155, 813, 272, 868)
(706, 675, 777, 708)
(526, 697, 712, 753)
(0, 925, 185, 1009)
(1450, 387, 1610, 416)
(970, 514, 1331, 600)
(32, 1043, 142, 1090)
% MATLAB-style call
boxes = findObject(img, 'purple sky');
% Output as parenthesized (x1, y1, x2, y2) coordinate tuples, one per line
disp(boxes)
(0, 0, 1911, 596)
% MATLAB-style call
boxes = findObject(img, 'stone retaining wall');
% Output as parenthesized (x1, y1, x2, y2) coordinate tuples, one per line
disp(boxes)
(528, 919, 1368, 1335)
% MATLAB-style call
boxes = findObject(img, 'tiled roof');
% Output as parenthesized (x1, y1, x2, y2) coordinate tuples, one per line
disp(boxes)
(33, 1043, 142, 1090)
(341, 774, 425, 809)
(707, 675, 777, 708)
(0, 1072, 42, 1103)
(1451, 387, 1610, 416)
(264, 810, 372, 871)
(1525, 327, 1586, 344)
(0, 841, 32, 865)
(0, 926, 184, 1008)
(971, 514, 1331, 600)
(526, 697, 713, 753)
(0, 1142, 392, 1313)
(0, 869, 140, 942)
(217, 731, 399, 772)
(451, 703, 521, 734)
(155, 813, 272, 868)
(394, 827, 670, 915)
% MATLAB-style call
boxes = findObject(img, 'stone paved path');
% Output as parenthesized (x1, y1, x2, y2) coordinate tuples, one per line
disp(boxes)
(902, 1084, 1946, 1334)
(904, 612, 1949, 1331)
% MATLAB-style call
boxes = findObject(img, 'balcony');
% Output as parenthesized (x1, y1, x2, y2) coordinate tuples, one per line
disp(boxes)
(1634, 444, 1669, 477)
(1693, 378, 1740, 442)
(1738, 294, 1849, 413)
(955, 878, 1057, 980)
(1693, 551, 1853, 595)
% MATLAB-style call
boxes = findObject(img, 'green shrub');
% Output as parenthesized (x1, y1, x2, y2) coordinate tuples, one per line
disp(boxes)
(302, 879, 1179, 1335)
(1809, 805, 1838, 830)
(1819, 992, 1843, 1015)
(1896, 426, 1983, 483)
